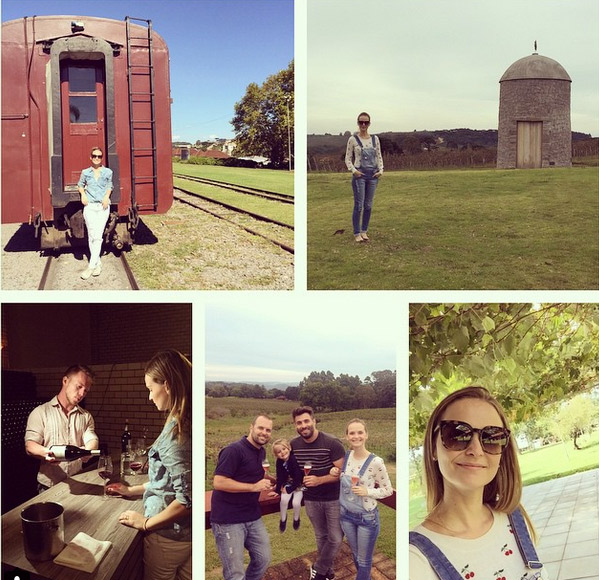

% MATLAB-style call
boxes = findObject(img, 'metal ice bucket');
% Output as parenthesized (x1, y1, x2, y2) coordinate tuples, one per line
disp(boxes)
(20, 502, 65, 561)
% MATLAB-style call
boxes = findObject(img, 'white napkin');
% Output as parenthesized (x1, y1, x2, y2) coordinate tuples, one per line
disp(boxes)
(53, 532, 112, 573)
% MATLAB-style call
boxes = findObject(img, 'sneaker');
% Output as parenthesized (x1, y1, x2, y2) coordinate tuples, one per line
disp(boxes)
(293, 517, 300, 530)
(279, 519, 286, 533)
(92, 264, 102, 276)
(360, 232, 369, 241)
(354, 234, 363, 243)
(80, 268, 93, 280)
(326, 571, 336, 580)
(309, 566, 317, 580)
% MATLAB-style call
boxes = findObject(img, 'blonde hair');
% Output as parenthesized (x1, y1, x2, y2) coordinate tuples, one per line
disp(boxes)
(271, 438, 291, 454)
(346, 418, 368, 434)
(145, 350, 191, 444)
(423, 385, 536, 542)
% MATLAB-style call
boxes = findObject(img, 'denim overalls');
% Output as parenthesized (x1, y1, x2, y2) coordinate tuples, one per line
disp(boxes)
(351, 135, 380, 236)
(409, 508, 543, 579)
(339, 451, 380, 580)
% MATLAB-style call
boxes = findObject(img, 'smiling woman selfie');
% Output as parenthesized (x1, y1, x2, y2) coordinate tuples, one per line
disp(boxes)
(409, 386, 549, 580)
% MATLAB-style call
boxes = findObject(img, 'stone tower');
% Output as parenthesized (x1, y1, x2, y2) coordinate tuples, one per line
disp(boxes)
(497, 52, 572, 169)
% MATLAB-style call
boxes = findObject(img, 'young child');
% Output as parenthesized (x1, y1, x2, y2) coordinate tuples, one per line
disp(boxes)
(272, 438, 304, 532)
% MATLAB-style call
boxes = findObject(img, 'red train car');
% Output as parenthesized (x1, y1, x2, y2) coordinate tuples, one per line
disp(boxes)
(1, 15, 173, 249)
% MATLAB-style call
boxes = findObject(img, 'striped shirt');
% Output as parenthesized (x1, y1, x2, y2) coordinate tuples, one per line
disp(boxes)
(291, 431, 345, 501)
(25, 396, 99, 487)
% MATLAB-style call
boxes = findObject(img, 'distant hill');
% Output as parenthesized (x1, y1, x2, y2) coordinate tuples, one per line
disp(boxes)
(308, 129, 592, 157)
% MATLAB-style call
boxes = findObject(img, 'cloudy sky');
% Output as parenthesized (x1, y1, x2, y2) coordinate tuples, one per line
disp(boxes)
(205, 294, 400, 383)
(307, 0, 599, 136)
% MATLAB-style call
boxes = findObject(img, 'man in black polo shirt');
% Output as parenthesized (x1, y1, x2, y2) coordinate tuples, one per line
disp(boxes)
(211, 415, 274, 580)
(291, 406, 345, 580)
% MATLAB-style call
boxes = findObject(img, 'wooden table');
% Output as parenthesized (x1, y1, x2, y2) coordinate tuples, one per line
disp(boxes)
(2, 470, 148, 580)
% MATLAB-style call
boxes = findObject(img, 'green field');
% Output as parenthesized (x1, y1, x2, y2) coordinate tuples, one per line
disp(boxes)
(408, 430, 599, 529)
(308, 167, 599, 289)
(173, 162, 294, 195)
(205, 398, 396, 577)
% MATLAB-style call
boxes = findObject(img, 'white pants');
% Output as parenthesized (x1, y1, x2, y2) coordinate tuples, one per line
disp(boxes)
(280, 489, 303, 522)
(143, 533, 192, 580)
(83, 203, 109, 268)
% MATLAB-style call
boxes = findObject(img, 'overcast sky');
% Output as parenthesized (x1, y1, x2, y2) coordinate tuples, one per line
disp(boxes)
(205, 295, 399, 383)
(307, 0, 599, 136)
(2, 0, 293, 142)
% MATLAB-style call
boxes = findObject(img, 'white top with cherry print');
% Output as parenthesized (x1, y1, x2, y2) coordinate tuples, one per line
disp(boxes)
(409, 510, 549, 580)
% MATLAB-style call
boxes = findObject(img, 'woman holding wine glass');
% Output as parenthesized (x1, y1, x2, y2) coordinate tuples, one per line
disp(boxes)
(108, 350, 192, 580)
(331, 419, 393, 580)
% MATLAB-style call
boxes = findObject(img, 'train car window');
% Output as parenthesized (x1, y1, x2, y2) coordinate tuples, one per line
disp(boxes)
(68, 66, 96, 92)
(69, 96, 97, 123)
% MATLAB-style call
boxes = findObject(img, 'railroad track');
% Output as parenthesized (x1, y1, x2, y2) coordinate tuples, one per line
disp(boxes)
(173, 173, 294, 204)
(38, 252, 139, 290)
(173, 188, 294, 255)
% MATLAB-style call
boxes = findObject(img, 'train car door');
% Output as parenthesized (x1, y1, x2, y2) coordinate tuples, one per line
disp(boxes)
(60, 61, 106, 189)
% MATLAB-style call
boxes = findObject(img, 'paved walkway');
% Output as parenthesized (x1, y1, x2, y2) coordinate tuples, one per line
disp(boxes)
(264, 541, 396, 580)
(522, 468, 599, 580)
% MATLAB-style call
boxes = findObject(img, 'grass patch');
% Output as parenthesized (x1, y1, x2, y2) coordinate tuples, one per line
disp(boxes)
(173, 176, 293, 226)
(308, 167, 599, 289)
(173, 162, 294, 195)
(205, 400, 397, 575)
(408, 431, 599, 529)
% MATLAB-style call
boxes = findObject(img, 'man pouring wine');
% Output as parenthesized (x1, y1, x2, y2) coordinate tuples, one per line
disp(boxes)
(25, 364, 99, 492)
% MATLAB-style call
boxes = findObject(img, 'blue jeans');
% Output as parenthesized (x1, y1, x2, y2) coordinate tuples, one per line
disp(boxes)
(305, 499, 343, 576)
(340, 506, 380, 580)
(352, 171, 379, 235)
(212, 519, 271, 580)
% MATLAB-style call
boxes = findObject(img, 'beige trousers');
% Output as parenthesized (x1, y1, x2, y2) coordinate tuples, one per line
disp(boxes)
(143, 533, 192, 580)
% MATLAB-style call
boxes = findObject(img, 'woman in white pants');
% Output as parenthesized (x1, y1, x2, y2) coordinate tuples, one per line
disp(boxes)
(77, 147, 112, 279)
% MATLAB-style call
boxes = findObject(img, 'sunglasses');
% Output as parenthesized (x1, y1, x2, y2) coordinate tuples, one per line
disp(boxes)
(358, 120, 370, 126)
(435, 420, 510, 455)
(91, 154, 103, 159)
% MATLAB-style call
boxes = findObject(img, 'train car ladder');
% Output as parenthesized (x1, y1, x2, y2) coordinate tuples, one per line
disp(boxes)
(125, 16, 158, 212)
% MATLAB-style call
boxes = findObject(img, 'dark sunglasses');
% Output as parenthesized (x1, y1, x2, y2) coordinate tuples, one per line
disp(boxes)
(435, 420, 510, 455)
(91, 154, 103, 159)
(358, 120, 370, 126)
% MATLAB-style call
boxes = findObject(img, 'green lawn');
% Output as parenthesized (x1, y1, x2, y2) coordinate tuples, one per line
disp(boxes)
(408, 430, 599, 528)
(173, 162, 294, 195)
(308, 167, 599, 289)
(205, 401, 397, 576)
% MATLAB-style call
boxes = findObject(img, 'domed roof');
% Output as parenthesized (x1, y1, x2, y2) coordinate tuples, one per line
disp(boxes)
(500, 54, 571, 82)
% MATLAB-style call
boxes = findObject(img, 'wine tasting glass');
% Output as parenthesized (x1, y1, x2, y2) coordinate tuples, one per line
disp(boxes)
(261, 459, 270, 479)
(130, 453, 143, 474)
(98, 455, 113, 500)
(300, 461, 312, 491)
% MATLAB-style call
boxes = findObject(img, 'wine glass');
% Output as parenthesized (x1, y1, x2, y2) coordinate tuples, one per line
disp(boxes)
(261, 459, 270, 476)
(348, 474, 360, 502)
(130, 454, 143, 474)
(98, 455, 113, 500)
(300, 461, 312, 491)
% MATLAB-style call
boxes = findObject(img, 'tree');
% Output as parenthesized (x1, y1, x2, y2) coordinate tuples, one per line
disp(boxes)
(409, 303, 599, 445)
(231, 61, 294, 167)
(554, 394, 598, 449)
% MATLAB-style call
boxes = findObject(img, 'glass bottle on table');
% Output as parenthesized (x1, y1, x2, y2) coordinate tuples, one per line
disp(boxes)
(120, 444, 134, 476)
(98, 454, 113, 500)
(48, 445, 101, 461)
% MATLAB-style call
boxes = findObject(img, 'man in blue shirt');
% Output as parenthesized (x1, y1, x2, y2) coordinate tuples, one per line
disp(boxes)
(211, 415, 274, 580)
(77, 147, 112, 280)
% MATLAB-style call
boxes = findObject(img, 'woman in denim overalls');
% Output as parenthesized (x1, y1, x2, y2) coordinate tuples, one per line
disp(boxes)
(345, 113, 384, 243)
(331, 419, 393, 580)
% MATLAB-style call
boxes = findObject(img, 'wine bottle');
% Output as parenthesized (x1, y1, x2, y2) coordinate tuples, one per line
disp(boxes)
(120, 444, 134, 476)
(121, 421, 131, 453)
(48, 445, 101, 461)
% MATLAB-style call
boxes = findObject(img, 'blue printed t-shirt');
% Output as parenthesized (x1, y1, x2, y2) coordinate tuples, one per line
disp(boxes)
(210, 436, 265, 525)
(77, 166, 113, 203)
(143, 419, 191, 541)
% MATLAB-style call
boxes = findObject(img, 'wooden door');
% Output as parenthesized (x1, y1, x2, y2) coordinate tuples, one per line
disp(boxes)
(60, 61, 106, 188)
(516, 121, 542, 168)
